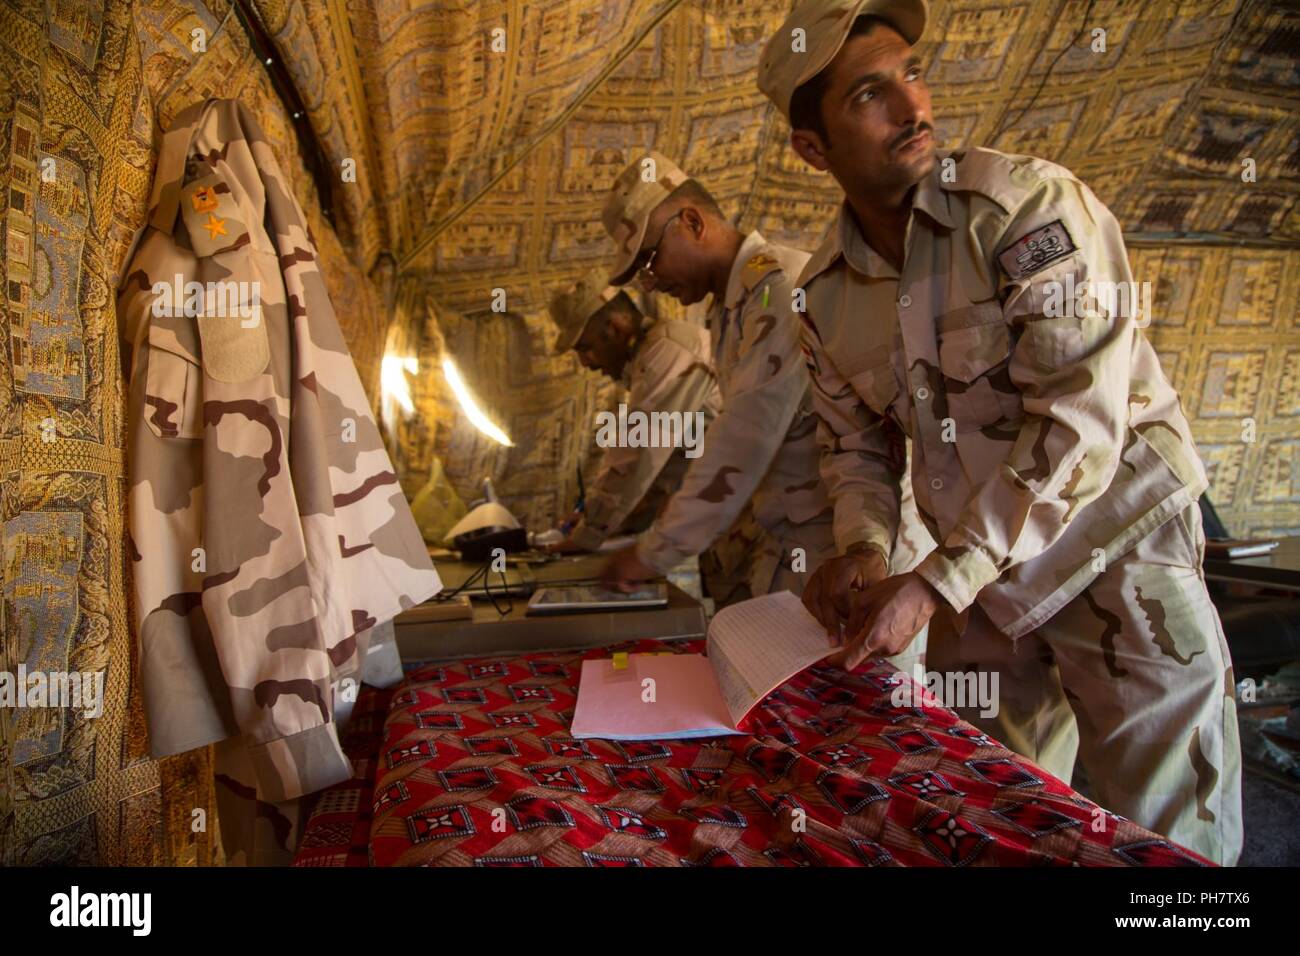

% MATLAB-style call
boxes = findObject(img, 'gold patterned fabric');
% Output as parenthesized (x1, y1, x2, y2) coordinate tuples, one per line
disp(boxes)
(374, 0, 1299, 543)
(1, 0, 376, 865)
(1, 0, 1296, 865)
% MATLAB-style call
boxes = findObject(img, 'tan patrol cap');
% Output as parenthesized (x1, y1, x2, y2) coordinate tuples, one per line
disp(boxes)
(548, 269, 622, 355)
(601, 150, 690, 286)
(758, 0, 928, 122)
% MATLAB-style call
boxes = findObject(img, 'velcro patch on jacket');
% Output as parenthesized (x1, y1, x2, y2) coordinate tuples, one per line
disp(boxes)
(996, 220, 1075, 281)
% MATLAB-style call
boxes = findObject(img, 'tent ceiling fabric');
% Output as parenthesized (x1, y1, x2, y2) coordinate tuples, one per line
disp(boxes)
(258, 0, 1296, 537)
(257, 0, 1297, 308)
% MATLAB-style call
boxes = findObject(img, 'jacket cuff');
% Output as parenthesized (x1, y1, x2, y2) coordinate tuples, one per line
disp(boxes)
(845, 538, 891, 564)
(247, 723, 353, 802)
(914, 542, 1000, 615)
(635, 527, 689, 576)
(568, 523, 605, 551)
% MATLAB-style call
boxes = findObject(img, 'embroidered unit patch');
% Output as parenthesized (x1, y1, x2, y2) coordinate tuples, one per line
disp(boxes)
(997, 219, 1076, 280)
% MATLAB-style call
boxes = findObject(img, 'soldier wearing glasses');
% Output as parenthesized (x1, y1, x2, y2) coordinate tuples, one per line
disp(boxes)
(597, 151, 840, 601)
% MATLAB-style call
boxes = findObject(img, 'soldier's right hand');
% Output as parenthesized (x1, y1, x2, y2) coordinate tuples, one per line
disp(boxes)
(802, 548, 889, 641)
(546, 536, 587, 555)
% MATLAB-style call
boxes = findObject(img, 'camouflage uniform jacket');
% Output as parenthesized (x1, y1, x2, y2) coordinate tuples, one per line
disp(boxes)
(569, 319, 721, 550)
(799, 147, 1208, 639)
(120, 100, 442, 802)
(636, 232, 832, 573)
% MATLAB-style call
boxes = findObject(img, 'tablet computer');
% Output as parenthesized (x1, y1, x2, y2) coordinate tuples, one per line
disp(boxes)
(526, 582, 669, 615)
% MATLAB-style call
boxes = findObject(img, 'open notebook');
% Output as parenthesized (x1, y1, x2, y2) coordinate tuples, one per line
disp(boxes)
(570, 591, 836, 740)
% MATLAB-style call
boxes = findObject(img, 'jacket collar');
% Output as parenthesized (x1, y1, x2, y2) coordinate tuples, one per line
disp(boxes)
(147, 99, 219, 233)
(913, 155, 956, 230)
(722, 230, 769, 311)
(833, 155, 955, 278)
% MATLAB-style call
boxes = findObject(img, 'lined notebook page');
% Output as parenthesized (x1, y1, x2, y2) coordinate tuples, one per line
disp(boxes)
(707, 591, 834, 727)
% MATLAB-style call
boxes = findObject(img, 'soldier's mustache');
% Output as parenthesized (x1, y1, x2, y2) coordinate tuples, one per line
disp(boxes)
(890, 123, 932, 153)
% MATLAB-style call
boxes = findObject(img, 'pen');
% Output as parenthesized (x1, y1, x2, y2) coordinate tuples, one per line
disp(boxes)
(559, 467, 586, 535)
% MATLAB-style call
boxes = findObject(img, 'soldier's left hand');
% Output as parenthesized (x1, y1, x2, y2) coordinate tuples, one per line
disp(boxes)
(600, 546, 657, 592)
(827, 572, 940, 671)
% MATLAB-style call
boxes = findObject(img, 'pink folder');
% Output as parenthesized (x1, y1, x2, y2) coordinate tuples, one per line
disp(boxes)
(570, 654, 739, 740)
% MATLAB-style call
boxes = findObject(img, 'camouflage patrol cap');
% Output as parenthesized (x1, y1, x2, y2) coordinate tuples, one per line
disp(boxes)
(601, 150, 691, 286)
(549, 269, 621, 354)
(758, 0, 928, 121)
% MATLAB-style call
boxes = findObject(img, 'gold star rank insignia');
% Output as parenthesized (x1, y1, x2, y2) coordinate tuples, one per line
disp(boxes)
(202, 213, 228, 241)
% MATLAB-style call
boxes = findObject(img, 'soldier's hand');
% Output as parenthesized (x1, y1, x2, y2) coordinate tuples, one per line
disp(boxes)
(802, 548, 889, 640)
(600, 546, 656, 593)
(828, 572, 938, 671)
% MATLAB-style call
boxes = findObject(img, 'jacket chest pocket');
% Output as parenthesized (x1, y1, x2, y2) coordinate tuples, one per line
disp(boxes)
(937, 304, 1019, 431)
(844, 347, 901, 419)
(143, 326, 203, 441)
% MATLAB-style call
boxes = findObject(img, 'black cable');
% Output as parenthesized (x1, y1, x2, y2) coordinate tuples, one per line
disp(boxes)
(993, 0, 1100, 143)
(482, 559, 513, 618)
(430, 558, 492, 602)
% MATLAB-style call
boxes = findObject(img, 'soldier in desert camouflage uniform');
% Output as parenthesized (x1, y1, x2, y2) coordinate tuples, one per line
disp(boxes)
(548, 271, 765, 607)
(759, 0, 1241, 863)
(547, 270, 721, 551)
(120, 99, 441, 864)
(598, 152, 840, 599)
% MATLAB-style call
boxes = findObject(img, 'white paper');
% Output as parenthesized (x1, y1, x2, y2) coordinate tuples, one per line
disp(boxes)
(706, 591, 834, 727)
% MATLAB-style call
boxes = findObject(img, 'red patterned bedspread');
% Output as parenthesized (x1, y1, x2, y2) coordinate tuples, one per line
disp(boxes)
(293, 684, 396, 867)
(365, 640, 1212, 867)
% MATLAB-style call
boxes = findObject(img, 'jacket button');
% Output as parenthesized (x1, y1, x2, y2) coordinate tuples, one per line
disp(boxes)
(915, 386, 930, 401)
(930, 477, 944, 491)
(899, 294, 912, 308)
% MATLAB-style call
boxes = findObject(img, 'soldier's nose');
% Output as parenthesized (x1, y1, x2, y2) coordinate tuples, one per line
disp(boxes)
(893, 88, 928, 130)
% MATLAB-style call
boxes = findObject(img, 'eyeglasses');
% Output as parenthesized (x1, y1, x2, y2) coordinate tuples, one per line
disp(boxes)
(636, 210, 686, 285)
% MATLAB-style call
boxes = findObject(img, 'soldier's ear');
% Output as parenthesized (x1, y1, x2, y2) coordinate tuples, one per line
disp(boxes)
(791, 130, 830, 172)
(605, 309, 632, 339)
(681, 206, 706, 238)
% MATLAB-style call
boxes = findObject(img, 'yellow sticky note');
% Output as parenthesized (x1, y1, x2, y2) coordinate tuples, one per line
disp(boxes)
(612, 652, 629, 671)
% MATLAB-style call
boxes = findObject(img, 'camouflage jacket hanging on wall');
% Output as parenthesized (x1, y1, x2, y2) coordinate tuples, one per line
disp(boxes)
(120, 99, 442, 803)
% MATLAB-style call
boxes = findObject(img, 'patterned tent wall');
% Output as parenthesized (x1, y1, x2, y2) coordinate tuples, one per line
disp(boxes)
(381, 0, 1299, 538)
(1, 0, 1297, 865)
(0, 0, 389, 865)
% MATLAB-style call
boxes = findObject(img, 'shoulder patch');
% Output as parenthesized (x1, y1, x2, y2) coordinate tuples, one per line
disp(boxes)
(180, 173, 245, 257)
(742, 252, 781, 290)
(997, 219, 1076, 281)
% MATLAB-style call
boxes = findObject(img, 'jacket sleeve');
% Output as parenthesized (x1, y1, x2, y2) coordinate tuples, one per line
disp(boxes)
(634, 278, 806, 572)
(569, 335, 718, 549)
(798, 306, 904, 562)
(914, 175, 1141, 613)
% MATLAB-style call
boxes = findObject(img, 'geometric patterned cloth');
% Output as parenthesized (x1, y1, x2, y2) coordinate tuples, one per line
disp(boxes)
(292, 685, 397, 868)
(356, 641, 1213, 867)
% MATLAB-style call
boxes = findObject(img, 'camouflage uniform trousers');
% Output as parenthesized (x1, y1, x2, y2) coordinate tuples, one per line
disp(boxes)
(926, 504, 1242, 865)
(699, 506, 763, 610)
(702, 508, 838, 608)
